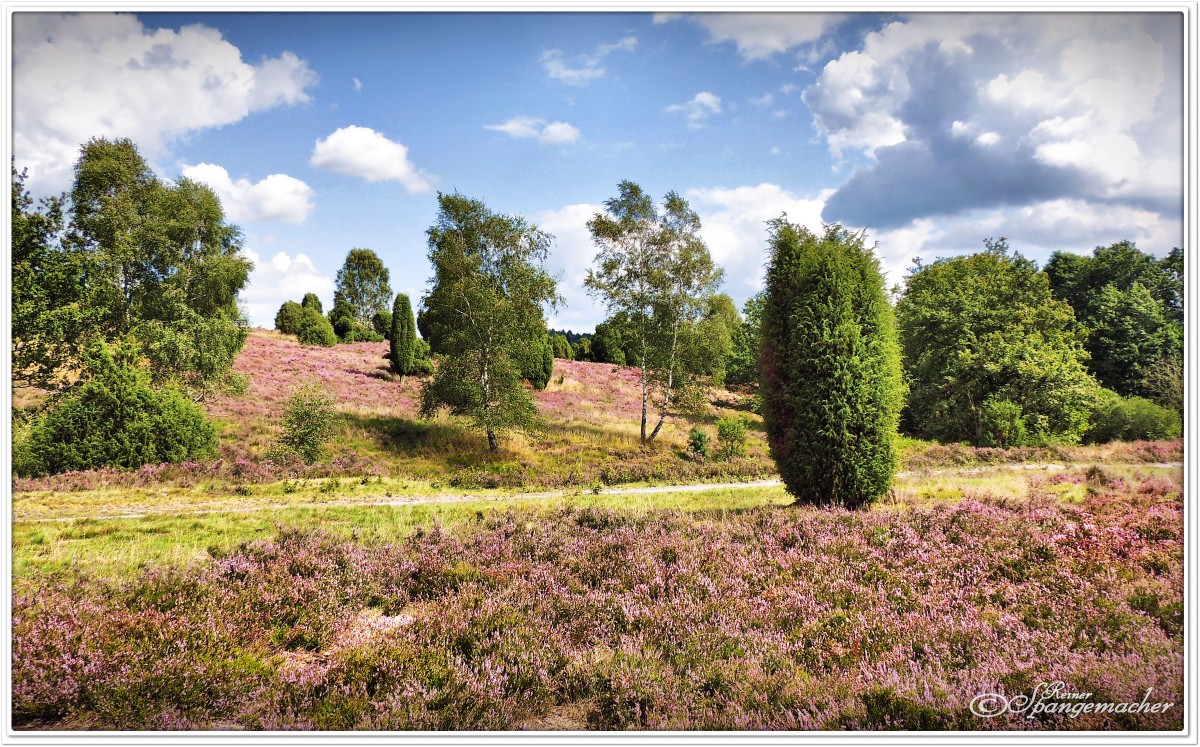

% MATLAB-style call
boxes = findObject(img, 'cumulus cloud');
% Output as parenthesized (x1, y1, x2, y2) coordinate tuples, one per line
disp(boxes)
(536, 203, 607, 330)
(806, 13, 1182, 234)
(310, 125, 434, 191)
(180, 163, 314, 224)
(686, 183, 832, 300)
(655, 13, 846, 61)
(239, 248, 335, 328)
(485, 116, 581, 144)
(666, 92, 723, 128)
(13, 12, 317, 191)
(541, 35, 637, 85)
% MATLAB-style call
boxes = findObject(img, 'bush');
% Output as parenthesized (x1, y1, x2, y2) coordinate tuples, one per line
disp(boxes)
(274, 301, 304, 336)
(687, 428, 710, 461)
(410, 338, 434, 377)
(1086, 390, 1181, 444)
(714, 417, 747, 459)
(13, 343, 216, 477)
(296, 308, 337, 347)
(760, 221, 904, 509)
(276, 383, 339, 463)
(521, 335, 553, 390)
(372, 310, 393, 340)
(979, 397, 1030, 447)
(301, 292, 323, 314)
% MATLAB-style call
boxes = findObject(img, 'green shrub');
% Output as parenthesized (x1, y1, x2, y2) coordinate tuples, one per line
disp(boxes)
(760, 221, 904, 509)
(296, 308, 337, 347)
(1086, 390, 1181, 443)
(390, 294, 416, 376)
(372, 309, 393, 340)
(714, 417, 747, 459)
(521, 335, 553, 390)
(276, 383, 339, 463)
(300, 292, 323, 314)
(410, 338, 435, 377)
(274, 301, 304, 336)
(979, 397, 1029, 447)
(688, 428, 711, 460)
(13, 343, 216, 477)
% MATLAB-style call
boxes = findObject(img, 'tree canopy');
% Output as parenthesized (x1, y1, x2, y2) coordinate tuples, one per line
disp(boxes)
(332, 248, 393, 329)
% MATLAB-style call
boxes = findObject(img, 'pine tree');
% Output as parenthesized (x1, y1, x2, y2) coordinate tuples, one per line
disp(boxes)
(390, 293, 416, 377)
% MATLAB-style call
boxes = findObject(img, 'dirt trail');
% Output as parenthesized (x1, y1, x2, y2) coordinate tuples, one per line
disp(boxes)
(20, 461, 1181, 524)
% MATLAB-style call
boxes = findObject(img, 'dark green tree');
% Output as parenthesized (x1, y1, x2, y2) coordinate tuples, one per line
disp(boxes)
(521, 335, 555, 390)
(760, 221, 904, 508)
(725, 291, 765, 388)
(372, 309, 393, 340)
(898, 239, 1099, 445)
(390, 293, 417, 376)
(275, 300, 304, 335)
(590, 320, 626, 365)
(14, 342, 216, 476)
(419, 193, 559, 452)
(296, 307, 337, 346)
(301, 292, 323, 314)
(332, 248, 393, 327)
(549, 333, 574, 360)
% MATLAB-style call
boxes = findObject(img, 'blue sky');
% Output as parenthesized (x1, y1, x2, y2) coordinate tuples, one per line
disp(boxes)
(11, 10, 1184, 331)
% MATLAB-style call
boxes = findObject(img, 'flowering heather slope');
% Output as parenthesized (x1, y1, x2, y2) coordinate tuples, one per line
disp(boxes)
(12, 469, 1182, 731)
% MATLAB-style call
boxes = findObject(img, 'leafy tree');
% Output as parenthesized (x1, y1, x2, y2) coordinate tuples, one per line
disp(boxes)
(1142, 355, 1184, 414)
(1086, 390, 1181, 444)
(725, 291, 765, 387)
(332, 248, 393, 327)
(14, 342, 216, 476)
(64, 137, 251, 398)
(301, 292, 323, 314)
(12, 165, 86, 389)
(589, 320, 626, 365)
(897, 239, 1099, 445)
(390, 293, 417, 376)
(275, 300, 304, 335)
(760, 221, 904, 508)
(549, 333, 574, 360)
(697, 293, 738, 386)
(574, 336, 593, 361)
(419, 193, 559, 452)
(1045, 241, 1182, 396)
(296, 307, 337, 346)
(585, 181, 723, 444)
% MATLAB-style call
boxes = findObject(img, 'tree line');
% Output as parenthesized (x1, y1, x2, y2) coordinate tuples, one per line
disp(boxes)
(13, 136, 1185, 506)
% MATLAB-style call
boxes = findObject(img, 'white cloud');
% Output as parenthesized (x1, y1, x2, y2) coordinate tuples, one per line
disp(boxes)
(485, 116, 581, 144)
(666, 91, 723, 128)
(239, 248, 335, 328)
(541, 35, 637, 85)
(180, 162, 314, 224)
(655, 13, 845, 61)
(310, 125, 433, 191)
(686, 183, 832, 295)
(536, 203, 607, 330)
(13, 12, 317, 191)
(353, 77, 363, 92)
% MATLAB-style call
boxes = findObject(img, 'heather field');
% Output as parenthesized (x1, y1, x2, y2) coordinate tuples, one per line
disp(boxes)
(11, 461, 1183, 730)
(10, 329, 1186, 732)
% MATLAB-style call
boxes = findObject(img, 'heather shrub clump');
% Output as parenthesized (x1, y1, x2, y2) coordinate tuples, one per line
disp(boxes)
(12, 473, 1183, 730)
(14, 343, 216, 477)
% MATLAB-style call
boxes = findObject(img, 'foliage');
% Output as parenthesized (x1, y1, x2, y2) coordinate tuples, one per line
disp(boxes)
(274, 301, 304, 336)
(897, 239, 1099, 446)
(12, 166, 84, 389)
(585, 181, 724, 443)
(589, 321, 626, 366)
(549, 333, 574, 360)
(521, 336, 555, 391)
(66, 138, 252, 398)
(1045, 242, 1182, 397)
(419, 193, 559, 451)
(1086, 390, 1181, 444)
(1142, 356, 1184, 414)
(725, 291, 764, 388)
(978, 397, 1029, 448)
(276, 383, 339, 464)
(574, 336, 593, 361)
(714, 417, 747, 460)
(761, 221, 904, 509)
(372, 309, 393, 340)
(687, 427, 710, 460)
(296, 308, 337, 347)
(332, 248, 393, 328)
(301, 292, 323, 314)
(390, 294, 417, 376)
(14, 343, 216, 477)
